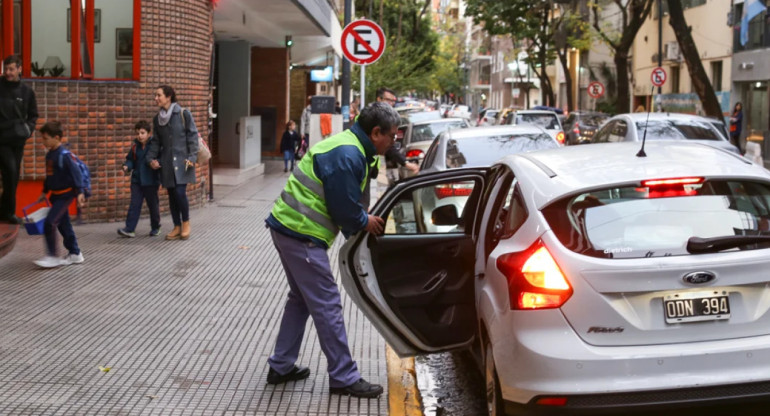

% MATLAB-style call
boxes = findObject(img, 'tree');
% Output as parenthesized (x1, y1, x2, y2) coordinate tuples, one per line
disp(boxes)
(667, 0, 722, 118)
(590, 0, 655, 114)
(553, 1, 594, 111)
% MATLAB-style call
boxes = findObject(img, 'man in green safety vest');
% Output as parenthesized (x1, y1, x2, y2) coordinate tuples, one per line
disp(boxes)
(263, 101, 400, 398)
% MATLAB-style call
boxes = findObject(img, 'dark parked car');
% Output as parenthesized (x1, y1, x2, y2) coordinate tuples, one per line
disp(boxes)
(563, 111, 610, 145)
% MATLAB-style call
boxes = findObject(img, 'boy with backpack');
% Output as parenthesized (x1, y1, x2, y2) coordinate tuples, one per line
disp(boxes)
(34, 121, 86, 268)
(118, 121, 161, 238)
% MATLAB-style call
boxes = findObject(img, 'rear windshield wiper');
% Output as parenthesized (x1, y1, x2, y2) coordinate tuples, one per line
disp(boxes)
(687, 235, 770, 254)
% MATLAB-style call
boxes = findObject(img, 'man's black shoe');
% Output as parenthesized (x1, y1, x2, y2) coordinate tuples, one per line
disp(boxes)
(329, 378, 384, 398)
(0, 215, 22, 225)
(266, 365, 310, 384)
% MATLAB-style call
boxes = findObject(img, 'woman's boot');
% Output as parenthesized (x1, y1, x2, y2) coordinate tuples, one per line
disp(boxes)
(181, 221, 191, 240)
(166, 225, 181, 240)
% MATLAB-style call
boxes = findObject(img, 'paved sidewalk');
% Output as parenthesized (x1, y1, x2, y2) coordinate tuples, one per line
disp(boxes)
(0, 162, 391, 415)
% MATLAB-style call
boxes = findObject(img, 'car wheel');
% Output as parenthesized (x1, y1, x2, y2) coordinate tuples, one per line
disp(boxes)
(484, 338, 505, 416)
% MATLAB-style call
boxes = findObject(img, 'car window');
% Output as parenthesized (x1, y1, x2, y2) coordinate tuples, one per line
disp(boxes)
(411, 121, 468, 143)
(516, 113, 560, 130)
(543, 179, 770, 259)
(592, 122, 614, 143)
(608, 120, 627, 142)
(504, 183, 527, 236)
(579, 114, 609, 127)
(635, 120, 722, 141)
(384, 178, 480, 234)
(444, 133, 558, 169)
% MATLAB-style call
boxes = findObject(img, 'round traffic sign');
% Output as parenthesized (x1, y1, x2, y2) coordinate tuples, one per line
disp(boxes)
(341, 20, 386, 65)
(587, 81, 605, 99)
(651, 67, 667, 87)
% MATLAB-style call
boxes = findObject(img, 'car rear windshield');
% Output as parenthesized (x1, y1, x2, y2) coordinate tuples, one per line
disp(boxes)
(411, 121, 467, 142)
(579, 114, 609, 127)
(542, 179, 770, 259)
(445, 134, 557, 169)
(635, 120, 721, 141)
(516, 114, 559, 130)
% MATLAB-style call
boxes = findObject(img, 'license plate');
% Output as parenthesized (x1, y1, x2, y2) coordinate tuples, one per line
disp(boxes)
(664, 290, 730, 324)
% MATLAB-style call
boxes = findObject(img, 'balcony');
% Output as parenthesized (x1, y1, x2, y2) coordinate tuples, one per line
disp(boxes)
(734, 10, 770, 52)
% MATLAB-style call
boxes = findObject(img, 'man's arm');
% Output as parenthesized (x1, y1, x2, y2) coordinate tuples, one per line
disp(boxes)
(314, 146, 369, 236)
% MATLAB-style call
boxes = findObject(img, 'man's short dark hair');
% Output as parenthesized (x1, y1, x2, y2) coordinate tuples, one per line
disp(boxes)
(134, 120, 152, 132)
(3, 55, 21, 68)
(40, 121, 64, 138)
(375, 87, 396, 100)
(358, 102, 401, 136)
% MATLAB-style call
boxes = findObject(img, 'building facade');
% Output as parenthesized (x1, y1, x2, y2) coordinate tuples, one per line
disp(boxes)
(2, 0, 214, 222)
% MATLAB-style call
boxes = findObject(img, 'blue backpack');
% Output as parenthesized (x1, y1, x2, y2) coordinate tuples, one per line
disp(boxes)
(59, 149, 92, 198)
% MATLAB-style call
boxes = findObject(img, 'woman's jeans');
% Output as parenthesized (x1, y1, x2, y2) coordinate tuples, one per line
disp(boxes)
(167, 184, 189, 226)
(283, 150, 295, 171)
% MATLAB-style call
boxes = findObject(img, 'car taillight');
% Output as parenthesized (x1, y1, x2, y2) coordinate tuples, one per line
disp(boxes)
(496, 241, 572, 310)
(556, 131, 565, 144)
(434, 182, 474, 199)
(572, 126, 580, 134)
(642, 177, 703, 198)
(535, 397, 568, 406)
(406, 149, 424, 159)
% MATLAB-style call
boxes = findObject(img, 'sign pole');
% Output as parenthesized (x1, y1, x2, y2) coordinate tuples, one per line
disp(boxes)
(361, 65, 366, 108)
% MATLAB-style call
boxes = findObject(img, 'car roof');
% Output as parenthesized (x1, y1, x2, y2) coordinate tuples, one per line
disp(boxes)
(515, 110, 558, 115)
(616, 112, 723, 124)
(444, 124, 548, 139)
(411, 117, 466, 126)
(504, 141, 765, 209)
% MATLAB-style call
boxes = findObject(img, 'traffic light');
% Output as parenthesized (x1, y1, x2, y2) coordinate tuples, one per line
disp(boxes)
(285, 35, 293, 48)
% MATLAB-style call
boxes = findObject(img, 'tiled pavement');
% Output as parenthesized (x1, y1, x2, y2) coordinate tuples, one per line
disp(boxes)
(0, 161, 391, 415)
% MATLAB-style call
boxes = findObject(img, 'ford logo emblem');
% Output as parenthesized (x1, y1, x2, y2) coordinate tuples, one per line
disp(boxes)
(683, 271, 716, 284)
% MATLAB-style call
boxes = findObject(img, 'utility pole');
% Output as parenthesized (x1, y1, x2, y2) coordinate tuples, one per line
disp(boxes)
(657, 0, 663, 96)
(342, 0, 352, 128)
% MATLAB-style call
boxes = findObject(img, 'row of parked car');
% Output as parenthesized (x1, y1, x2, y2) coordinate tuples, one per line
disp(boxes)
(345, 105, 770, 415)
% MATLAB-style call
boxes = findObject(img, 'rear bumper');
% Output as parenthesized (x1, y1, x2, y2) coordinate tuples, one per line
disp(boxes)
(503, 381, 770, 415)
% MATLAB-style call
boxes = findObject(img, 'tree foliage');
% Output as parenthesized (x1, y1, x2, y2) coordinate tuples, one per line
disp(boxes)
(351, 0, 439, 102)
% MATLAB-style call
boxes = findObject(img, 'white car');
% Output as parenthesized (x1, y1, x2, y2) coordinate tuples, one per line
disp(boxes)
(510, 110, 565, 145)
(340, 141, 770, 415)
(593, 112, 740, 154)
(447, 104, 471, 120)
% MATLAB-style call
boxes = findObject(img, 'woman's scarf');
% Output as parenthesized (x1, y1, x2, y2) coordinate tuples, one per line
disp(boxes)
(158, 102, 179, 126)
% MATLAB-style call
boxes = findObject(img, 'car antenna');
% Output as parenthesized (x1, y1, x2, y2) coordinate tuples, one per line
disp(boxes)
(636, 86, 655, 158)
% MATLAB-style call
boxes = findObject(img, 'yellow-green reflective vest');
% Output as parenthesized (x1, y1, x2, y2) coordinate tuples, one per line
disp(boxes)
(271, 129, 377, 247)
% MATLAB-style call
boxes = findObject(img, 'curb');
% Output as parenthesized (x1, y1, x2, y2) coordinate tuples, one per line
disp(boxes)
(386, 344, 422, 416)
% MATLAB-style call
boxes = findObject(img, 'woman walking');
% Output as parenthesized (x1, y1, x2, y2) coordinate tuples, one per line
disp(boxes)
(280, 120, 300, 172)
(729, 102, 743, 150)
(147, 85, 199, 240)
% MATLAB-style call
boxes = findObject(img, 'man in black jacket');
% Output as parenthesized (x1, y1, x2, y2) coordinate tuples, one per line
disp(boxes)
(376, 87, 417, 185)
(0, 55, 38, 224)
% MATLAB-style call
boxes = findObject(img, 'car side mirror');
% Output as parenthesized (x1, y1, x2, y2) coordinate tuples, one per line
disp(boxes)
(431, 204, 460, 226)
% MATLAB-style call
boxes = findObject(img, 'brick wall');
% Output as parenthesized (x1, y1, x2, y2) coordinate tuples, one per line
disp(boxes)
(13, 0, 214, 223)
(251, 47, 289, 157)
(289, 69, 308, 123)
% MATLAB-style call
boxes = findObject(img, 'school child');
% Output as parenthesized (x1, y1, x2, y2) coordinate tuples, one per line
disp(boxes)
(34, 121, 85, 268)
(118, 121, 161, 238)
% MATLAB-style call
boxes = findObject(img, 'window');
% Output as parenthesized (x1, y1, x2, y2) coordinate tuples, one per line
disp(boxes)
(609, 120, 628, 142)
(711, 61, 723, 92)
(671, 66, 680, 94)
(656, 0, 707, 17)
(385, 178, 479, 234)
(2, 0, 140, 80)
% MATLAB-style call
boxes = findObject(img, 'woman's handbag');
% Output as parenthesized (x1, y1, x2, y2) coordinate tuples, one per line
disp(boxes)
(197, 136, 211, 165)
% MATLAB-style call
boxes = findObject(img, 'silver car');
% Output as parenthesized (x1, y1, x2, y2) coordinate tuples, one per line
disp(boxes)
(341, 141, 770, 414)
(593, 112, 741, 154)
(398, 118, 470, 179)
(508, 110, 565, 145)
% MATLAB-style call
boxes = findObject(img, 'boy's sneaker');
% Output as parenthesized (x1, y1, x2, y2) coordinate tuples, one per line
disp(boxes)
(117, 228, 136, 238)
(34, 256, 65, 269)
(149, 227, 161, 237)
(62, 252, 84, 265)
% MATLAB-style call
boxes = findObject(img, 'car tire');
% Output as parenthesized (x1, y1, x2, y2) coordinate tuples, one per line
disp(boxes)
(484, 338, 505, 416)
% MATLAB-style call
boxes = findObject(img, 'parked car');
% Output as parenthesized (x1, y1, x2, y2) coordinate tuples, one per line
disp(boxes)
(397, 118, 470, 178)
(496, 107, 515, 125)
(340, 141, 770, 415)
(447, 104, 471, 120)
(562, 111, 610, 145)
(476, 108, 500, 126)
(508, 110, 565, 145)
(592, 113, 740, 154)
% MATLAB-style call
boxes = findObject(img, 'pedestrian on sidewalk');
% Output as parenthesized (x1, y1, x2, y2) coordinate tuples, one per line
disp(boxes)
(376, 87, 418, 185)
(118, 120, 161, 238)
(730, 102, 743, 150)
(280, 120, 300, 173)
(0, 54, 38, 224)
(34, 121, 85, 269)
(264, 102, 399, 398)
(147, 85, 198, 241)
(299, 95, 312, 146)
